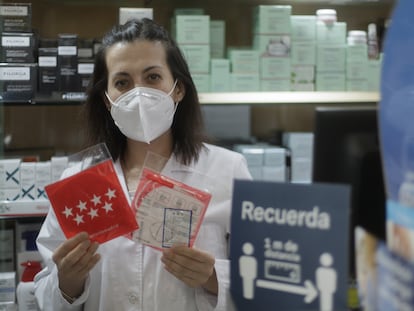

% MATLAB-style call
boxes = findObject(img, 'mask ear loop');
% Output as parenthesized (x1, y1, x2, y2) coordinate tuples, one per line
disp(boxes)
(167, 80, 178, 96)
(104, 91, 117, 107)
(168, 80, 180, 112)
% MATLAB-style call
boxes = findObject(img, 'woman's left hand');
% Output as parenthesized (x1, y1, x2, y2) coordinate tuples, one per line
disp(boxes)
(161, 245, 218, 295)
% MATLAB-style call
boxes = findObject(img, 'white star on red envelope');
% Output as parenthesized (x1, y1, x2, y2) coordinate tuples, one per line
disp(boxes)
(61, 188, 117, 226)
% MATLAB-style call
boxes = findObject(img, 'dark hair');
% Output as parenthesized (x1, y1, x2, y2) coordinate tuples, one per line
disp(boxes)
(83, 18, 206, 165)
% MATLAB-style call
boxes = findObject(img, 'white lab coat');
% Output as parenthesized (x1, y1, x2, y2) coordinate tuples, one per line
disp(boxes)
(34, 143, 252, 311)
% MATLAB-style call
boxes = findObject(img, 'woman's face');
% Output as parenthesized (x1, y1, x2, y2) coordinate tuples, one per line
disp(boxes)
(105, 39, 182, 102)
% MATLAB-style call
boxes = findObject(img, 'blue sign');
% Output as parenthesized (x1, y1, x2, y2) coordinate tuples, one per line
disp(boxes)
(230, 180, 350, 310)
(379, 0, 414, 203)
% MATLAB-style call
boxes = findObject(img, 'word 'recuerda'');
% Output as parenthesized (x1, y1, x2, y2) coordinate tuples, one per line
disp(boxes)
(241, 200, 330, 230)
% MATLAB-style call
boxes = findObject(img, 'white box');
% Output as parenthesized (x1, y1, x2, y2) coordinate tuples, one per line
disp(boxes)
(0, 272, 15, 304)
(263, 147, 287, 167)
(262, 166, 287, 182)
(283, 132, 314, 159)
(50, 156, 68, 182)
(202, 105, 251, 140)
(0, 158, 21, 189)
(0, 188, 20, 201)
(19, 162, 36, 200)
(291, 158, 312, 183)
(119, 8, 153, 25)
(35, 161, 51, 200)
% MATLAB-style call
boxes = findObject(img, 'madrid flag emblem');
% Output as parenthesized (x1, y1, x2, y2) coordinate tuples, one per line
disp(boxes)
(45, 159, 138, 243)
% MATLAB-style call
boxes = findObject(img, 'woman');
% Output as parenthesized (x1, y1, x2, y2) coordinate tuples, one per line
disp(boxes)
(34, 18, 251, 311)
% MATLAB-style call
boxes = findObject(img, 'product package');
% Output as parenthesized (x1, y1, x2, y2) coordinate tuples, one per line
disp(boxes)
(45, 143, 138, 243)
(132, 168, 211, 250)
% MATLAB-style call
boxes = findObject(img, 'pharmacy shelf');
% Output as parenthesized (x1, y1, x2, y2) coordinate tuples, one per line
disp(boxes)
(198, 91, 380, 105)
(0, 200, 49, 218)
(1, 92, 380, 106)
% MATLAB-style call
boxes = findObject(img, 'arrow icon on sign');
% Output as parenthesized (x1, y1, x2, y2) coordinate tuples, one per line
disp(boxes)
(256, 279, 318, 303)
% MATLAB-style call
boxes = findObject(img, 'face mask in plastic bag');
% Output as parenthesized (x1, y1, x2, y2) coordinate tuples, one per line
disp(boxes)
(45, 143, 139, 243)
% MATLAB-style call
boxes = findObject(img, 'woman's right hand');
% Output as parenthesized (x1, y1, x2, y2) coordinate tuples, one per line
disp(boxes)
(52, 232, 101, 301)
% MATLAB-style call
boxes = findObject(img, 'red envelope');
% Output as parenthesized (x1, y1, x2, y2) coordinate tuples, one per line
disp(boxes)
(45, 159, 138, 243)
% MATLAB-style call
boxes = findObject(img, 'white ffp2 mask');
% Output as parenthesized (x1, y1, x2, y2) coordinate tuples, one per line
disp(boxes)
(106, 81, 178, 144)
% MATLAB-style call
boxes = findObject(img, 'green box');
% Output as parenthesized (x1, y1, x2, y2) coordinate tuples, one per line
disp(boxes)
(346, 44, 368, 63)
(174, 15, 210, 44)
(316, 21, 347, 45)
(260, 56, 291, 79)
(316, 45, 346, 72)
(346, 79, 368, 91)
(291, 42, 316, 66)
(180, 44, 210, 74)
(253, 34, 291, 56)
(291, 82, 315, 91)
(253, 5, 292, 34)
(316, 71, 345, 91)
(210, 20, 225, 59)
(230, 73, 260, 92)
(228, 48, 260, 74)
(260, 78, 290, 91)
(346, 61, 368, 80)
(367, 58, 382, 91)
(210, 58, 230, 92)
(291, 15, 316, 42)
(291, 65, 315, 84)
(191, 73, 210, 92)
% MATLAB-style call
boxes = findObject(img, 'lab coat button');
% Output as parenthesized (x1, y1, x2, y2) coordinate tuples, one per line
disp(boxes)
(127, 292, 139, 305)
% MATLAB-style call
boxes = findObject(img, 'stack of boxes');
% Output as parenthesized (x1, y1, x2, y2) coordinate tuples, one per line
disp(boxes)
(172, 9, 211, 92)
(346, 30, 369, 91)
(228, 48, 260, 92)
(290, 15, 317, 91)
(209, 19, 228, 92)
(77, 39, 94, 93)
(0, 156, 69, 202)
(253, 5, 292, 91)
(57, 33, 78, 93)
(234, 144, 289, 182)
(282, 132, 314, 183)
(0, 3, 37, 101)
(315, 9, 347, 91)
(37, 38, 58, 95)
(0, 4, 382, 99)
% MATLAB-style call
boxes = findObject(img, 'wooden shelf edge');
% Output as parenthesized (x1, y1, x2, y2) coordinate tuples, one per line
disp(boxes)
(198, 92, 380, 104)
